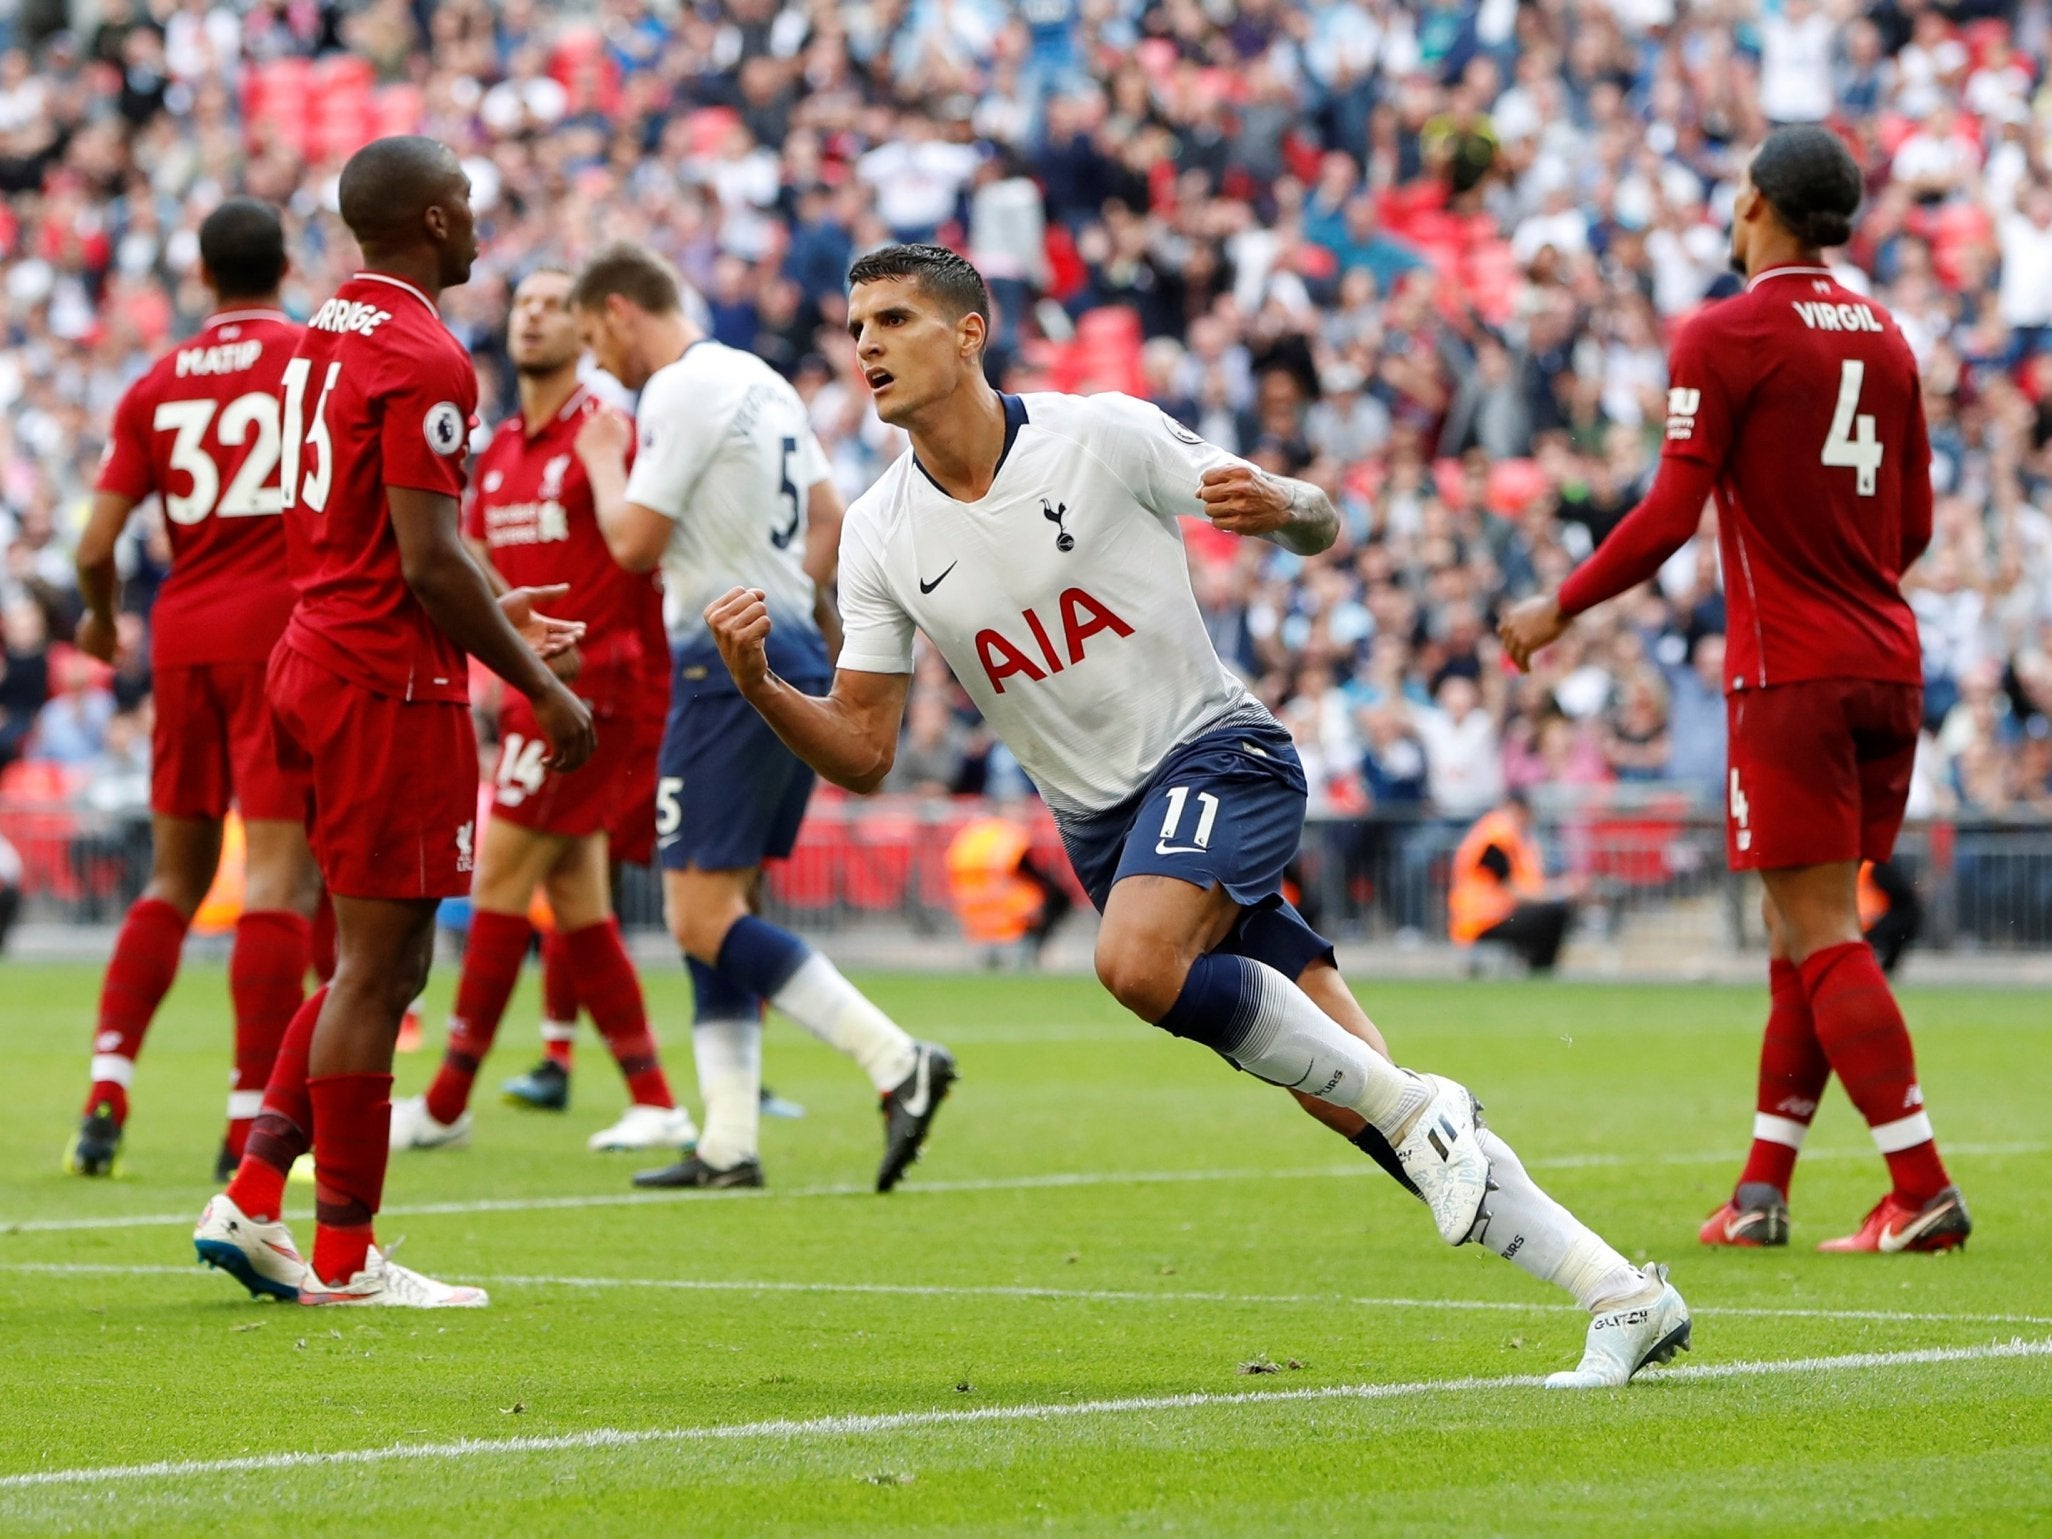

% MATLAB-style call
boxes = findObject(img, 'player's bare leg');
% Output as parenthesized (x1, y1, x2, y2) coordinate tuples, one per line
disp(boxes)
(1760, 862, 1968, 1252)
(1094, 874, 1487, 1239)
(217, 818, 322, 1180)
(639, 863, 946, 1191)
(69, 813, 221, 1175)
(1097, 877, 1685, 1385)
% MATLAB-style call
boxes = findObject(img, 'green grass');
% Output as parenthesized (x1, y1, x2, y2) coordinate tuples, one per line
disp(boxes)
(1, 960, 2048, 1536)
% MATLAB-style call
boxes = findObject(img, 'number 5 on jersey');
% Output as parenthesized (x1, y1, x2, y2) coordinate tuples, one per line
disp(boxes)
(280, 358, 342, 513)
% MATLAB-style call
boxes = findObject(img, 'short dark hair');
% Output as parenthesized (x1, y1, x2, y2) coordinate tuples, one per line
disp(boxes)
(337, 135, 462, 248)
(846, 244, 991, 333)
(198, 198, 286, 300)
(569, 242, 682, 315)
(1751, 125, 1863, 249)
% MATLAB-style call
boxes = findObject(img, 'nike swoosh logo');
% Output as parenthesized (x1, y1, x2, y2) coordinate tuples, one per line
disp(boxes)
(1723, 1215, 1757, 1243)
(1880, 1200, 1955, 1252)
(918, 561, 958, 595)
(658, 834, 681, 848)
(1155, 841, 1206, 857)
(901, 1051, 932, 1118)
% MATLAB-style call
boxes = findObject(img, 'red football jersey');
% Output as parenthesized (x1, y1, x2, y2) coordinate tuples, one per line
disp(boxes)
(96, 309, 302, 668)
(1654, 265, 1930, 691)
(277, 272, 479, 704)
(463, 384, 667, 719)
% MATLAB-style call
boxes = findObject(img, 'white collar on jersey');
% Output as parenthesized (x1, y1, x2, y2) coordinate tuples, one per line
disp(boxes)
(1746, 264, 1837, 291)
(207, 307, 290, 327)
(351, 270, 440, 316)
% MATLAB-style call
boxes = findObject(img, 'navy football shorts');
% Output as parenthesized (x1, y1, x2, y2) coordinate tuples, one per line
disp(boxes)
(656, 660, 830, 874)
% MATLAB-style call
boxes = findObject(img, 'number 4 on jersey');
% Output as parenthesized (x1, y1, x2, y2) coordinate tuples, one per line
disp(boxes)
(1822, 359, 1883, 497)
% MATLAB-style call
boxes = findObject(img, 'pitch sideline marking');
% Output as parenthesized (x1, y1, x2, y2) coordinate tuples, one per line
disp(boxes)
(3, 1261, 2048, 1330)
(4, 1140, 2044, 1237)
(2, 1337, 2046, 1492)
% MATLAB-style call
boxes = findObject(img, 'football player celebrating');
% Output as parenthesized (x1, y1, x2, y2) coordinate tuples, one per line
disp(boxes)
(570, 243, 953, 1193)
(69, 198, 321, 1181)
(705, 244, 1690, 1388)
(389, 268, 688, 1157)
(1502, 125, 1968, 1254)
(195, 137, 593, 1308)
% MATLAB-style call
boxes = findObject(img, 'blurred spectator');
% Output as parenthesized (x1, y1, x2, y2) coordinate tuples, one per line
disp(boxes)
(30, 651, 114, 765)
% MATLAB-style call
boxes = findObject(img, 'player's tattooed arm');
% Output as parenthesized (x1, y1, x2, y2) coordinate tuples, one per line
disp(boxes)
(705, 585, 909, 794)
(1195, 465, 1338, 556)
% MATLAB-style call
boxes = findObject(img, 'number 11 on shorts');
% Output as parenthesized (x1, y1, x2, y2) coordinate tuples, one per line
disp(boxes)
(1156, 785, 1220, 856)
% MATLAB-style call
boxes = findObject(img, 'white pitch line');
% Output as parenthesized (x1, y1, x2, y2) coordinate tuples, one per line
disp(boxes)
(5, 1140, 2043, 1237)
(4, 1262, 2049, 1330)
(3, 1337, 2046, 1493)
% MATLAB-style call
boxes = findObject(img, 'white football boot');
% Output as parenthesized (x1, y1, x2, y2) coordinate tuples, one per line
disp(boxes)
(1546, 1262, 1693, 1389)
(298, 1246, 489, 1308)
(587, 1103, 699, 1153)
(193, 1193, 310, 1302)
(388, 1093, 472, 1152)
(1394, 1073, 1492, 1245)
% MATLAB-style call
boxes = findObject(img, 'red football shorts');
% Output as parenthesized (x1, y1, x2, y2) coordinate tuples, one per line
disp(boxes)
(151, 660, 309, 823)
(488, 696, 660, 865)
(1724, 679, 1922, 871)
(267, 645, 479, 901)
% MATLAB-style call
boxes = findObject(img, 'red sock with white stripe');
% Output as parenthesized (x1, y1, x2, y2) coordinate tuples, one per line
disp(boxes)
(226, 986, 326, 1223)
(424, 910, 532, 1125)
(1737, 958, 1831, 1199)
(308, 1072, 393, 1286)
(565, 918, 672, 1107)
(540, 927, 578, 1070)
(226, 910, 311, 1159)
(1801, 940, 1951, 1204)
(83, 896, 190, 1125)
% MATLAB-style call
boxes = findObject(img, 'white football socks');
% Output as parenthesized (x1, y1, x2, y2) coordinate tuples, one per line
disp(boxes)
(1220, 959, 1431, 1139)
(1473, 1128, 1649, 1312)
(771, 952, 918, 1092)
(692, 1017, 761, 1169)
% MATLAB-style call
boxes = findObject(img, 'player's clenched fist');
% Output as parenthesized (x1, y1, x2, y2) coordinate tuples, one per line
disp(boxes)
(706, 586, 773, 694)
(1196, 464, 1291, 536)
(573, 405, 632, 474)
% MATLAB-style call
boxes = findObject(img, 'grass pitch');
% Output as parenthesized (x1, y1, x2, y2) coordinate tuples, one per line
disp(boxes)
(2, 959, 2048, 1536)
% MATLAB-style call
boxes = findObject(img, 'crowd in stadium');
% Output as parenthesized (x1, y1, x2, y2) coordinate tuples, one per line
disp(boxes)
(4, 0, 2052, 836)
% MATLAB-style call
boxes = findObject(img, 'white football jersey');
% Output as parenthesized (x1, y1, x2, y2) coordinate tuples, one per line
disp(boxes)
(837, 391, 1273, 814)
(627, 339, 831, 669)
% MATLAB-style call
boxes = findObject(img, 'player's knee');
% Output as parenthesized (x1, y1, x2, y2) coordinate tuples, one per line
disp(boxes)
(1093, 937, 1187, 1024)
(142, 872, 209, 922)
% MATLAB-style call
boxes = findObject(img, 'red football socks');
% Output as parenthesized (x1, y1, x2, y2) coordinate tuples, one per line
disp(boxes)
(227, 985, 326, 1222)
(226, 910, 312, 1159)
(1738, 958, 1831, 1198)
(308, 1072, 393, 1286)
(565, 918, 672, 1107)
(1801, 940, 1951, 1203)
(541, 927, 579, 1069)
(83, 896, 190, 1124)
(424, 911, 533, 1125)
